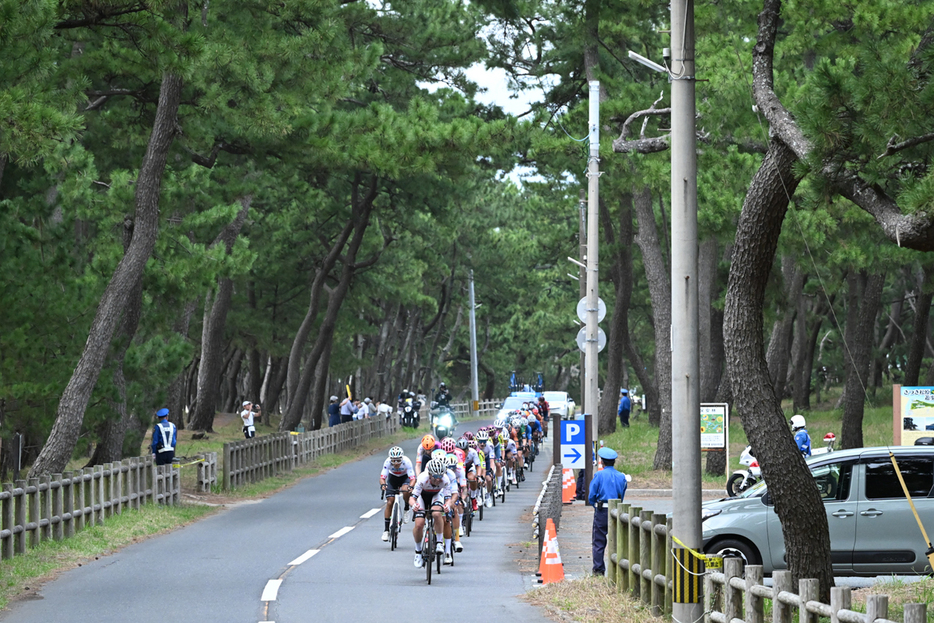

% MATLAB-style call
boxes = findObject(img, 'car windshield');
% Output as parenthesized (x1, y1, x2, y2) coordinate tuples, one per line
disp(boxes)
(543, 392, 567, 403)
(500, 397, 526, 410)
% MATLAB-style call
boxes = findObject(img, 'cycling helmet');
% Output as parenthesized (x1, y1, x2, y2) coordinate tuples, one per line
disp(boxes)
(440, 438, 456, 453)
(521, 417, 529, 426)
(790, 414, 806, 430)
(455, 438, 469, 451)
(388, 446, 404, 459)
(493, 418, 506, 428)
(409, 391, 416, 398)
(421, 434, 437, 451)
(444, 453, 457, 467)
(426, 460, 446, 477)
(468, 440, 478, 450)
(476, 430, 489, 442)
(462, 431, 474, 441)
(431, 449, 447, 462)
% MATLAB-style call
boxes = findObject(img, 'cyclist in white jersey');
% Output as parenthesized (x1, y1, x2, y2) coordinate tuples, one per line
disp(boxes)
(411, 459, 455, 567)
(457, 438, 481, 511)
(444, 452, 467, 552)
(379, 446, 415, 542)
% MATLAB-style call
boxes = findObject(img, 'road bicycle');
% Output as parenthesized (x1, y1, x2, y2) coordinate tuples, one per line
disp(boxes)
(496, 465, 507, 503)
(461, 492, 474, 537)
(419, 506, 444, 584)
(515, 455, 525, 486)
(382, 485, 407, 551)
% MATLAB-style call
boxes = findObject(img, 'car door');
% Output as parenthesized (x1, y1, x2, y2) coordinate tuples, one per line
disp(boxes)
(853, 455, 934, 575)
(766, 460, 857, 573)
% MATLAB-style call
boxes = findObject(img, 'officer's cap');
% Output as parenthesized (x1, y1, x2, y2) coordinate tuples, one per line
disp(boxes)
(156, 408, 169, 418)
(598, 447, 618, 460)
(621, 389, 628, 394)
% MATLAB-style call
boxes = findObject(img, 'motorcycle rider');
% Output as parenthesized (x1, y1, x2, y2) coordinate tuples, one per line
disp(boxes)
(791, 414, 812, 457)
(434, 382, 452, 407)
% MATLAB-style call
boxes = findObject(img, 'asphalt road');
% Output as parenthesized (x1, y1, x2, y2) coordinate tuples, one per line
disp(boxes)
(2, 420, 554, 623)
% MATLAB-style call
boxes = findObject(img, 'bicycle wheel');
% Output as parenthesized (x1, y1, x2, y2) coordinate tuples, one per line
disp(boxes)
(426, 526, 434, 584)
(465, 508, 472, 536)
(389, 498, 401, 551)
(500, 475, 507, 503)
(478, 491, 485, 519)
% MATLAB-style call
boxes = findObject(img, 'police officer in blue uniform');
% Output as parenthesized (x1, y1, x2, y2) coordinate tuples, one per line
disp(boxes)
(588, 446, 629, 575)
(151, 408, 177, 466)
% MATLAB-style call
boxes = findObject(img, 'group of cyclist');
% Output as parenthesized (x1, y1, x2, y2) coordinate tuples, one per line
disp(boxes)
(378, 401, 547, 570)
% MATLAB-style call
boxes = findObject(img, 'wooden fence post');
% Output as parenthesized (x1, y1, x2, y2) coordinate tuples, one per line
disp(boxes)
(772, 570, 793, 623)
(607, 499, 618, 584)
(619, 503, 629, 593)
(77, 469, 88, 531)
(640, 509, 652, 602)
(799, 579, 820, 623)
(2, 483, 12, 559)
(51, 473, 63, 541)
(62, 472, 74, 538)
(866, 595, 888, 623)
(745, 565, 764, 623)
(830, 586, 851, 623)
(27, 477, 39, 548)
(14, 480, 26, 554)
(723, 556, 743, 623)
(41, 473, 52, 539)
(223, 442, 231, 491)
(628, 505, 641, 599)
(903, 604, 925, 623)
(651, 512, 666, 616)
(704, 555, 723, 623)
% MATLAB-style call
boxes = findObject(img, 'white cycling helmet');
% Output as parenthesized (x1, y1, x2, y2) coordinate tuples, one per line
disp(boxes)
(431, 449, 447, 462)
(388, 446, 404, 459)
(426, 459, 446, 477)
(445, 454, 457, 467)
(476, 430, 489, 442)
(790, 414, 806, 430)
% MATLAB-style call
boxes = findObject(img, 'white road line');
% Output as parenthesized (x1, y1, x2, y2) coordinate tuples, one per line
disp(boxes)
(328, 526, 355, 539)
(261, 579, 282, 602)
(360, 507, 382, 519)
(287, 549, 320, 566)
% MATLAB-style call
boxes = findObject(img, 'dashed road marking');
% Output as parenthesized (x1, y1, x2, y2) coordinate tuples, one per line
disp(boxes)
(287, 549, 320, 566)
(328, 526, 355, 539)
(261, 579, 282, 602)
(360, 507, 382, 519)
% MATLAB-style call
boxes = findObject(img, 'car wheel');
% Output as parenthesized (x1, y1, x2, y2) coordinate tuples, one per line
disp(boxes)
(706, 538, 761, 566)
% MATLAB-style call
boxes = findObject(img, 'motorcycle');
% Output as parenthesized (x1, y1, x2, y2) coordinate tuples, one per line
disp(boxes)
(401, 399, 421, 428)
(726, 432, 837, 497)
(726, 445, 761, 497)
(432, 405, 456, 440)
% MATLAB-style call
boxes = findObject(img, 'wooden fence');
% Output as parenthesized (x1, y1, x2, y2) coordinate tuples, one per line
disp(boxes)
(450, 399, 503, 418)
(0, 457, 183, 561)
(706, 557, 927, 623)
(607, 500, 928, 623)
(223, 415, 400, 490)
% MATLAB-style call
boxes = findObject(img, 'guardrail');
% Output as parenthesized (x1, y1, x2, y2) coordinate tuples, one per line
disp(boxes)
(223, 416, 399, 490)
(532, 464, 562, 556)
(0, 457, 183, 561)
(706, 557, 926, 623)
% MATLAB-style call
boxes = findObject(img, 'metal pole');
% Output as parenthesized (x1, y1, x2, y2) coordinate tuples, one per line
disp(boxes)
(468, 270, 480, 406)
(584, 412, 593, 504)
(585, 80, 600, 443)
(579, 190, 587, 414)
(670, 1, 702, 621)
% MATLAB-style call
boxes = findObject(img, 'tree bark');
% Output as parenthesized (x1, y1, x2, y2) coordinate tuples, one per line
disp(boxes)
(904, 270, 932, 385)
(840, 272, 885, 449)
(188, 199, 252, 432)
(871, 294, 904, 390)
(767, 257, 804, 399)
(724, 133, 833, 600)
(29, 72, 183, 478)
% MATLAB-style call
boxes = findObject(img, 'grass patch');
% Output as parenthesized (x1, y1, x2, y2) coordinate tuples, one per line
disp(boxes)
(524, 575, 656, 623)
(0, 503, 216, 611)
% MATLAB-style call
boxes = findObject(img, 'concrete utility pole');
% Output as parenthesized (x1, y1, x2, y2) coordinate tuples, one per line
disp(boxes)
(468, 270, 479, 406)
(578, 190, 587, 414)
(669, 1, 702, 622)
(585, 80, 600, 444)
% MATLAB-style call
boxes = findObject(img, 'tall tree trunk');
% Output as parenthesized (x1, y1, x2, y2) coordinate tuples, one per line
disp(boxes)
(30, 72, 183, 477)
(284, 219, 355, 412)
(308, 339, 334, 430)
(264, 356, 288, 416)
(280, 176, 379, 431)
(723, 133, 833, 599)
(840, 272, 885, 449)
(767, 257, 804, 399)
(700, 238, 727, 477)
(88, 217, 146, 465)
(188, 199, 252, 432)
(598, 194, 635, 435)
(221, 347, 244, 414)
(871, 295, 903, 389)
(166, 299, 198, 430)
(904, 268, 932, 385)
(633, 188, 673, 468)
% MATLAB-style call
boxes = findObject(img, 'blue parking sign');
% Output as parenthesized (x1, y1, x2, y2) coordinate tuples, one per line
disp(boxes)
(560, 420, 585, 468)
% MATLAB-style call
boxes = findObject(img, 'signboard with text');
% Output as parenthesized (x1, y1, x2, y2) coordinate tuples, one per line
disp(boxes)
(560, 420, 586, 469)
(700, 403, 728, 452)
(897, 385, 934, 446)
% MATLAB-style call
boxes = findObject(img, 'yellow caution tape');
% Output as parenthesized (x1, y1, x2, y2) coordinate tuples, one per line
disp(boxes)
(671, 535, 722, 568)
(172, 458, 206, 468)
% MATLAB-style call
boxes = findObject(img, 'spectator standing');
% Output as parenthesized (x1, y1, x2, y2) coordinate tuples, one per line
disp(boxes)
(327, 396, 341, 427)
(588, 447, 629, 575)
(340, 397, 358, 423)
(364, 397, 377, 418)
(241, 401, 257, 438)
(377, 399, 393, 420)
(150, 408, 177, 466)
(618, 389, 631, 428)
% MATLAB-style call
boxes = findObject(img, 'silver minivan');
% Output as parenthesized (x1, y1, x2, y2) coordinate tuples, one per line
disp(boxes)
(702, 446, 934, 576)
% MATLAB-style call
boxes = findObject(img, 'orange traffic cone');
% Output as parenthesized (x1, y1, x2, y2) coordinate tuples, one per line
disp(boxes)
(540, 518, 565, 583)
(537, 519, 553, 579)
(562, 468, 576, 503)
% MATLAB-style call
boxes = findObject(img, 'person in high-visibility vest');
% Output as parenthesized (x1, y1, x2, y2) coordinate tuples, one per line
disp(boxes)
(150, 408, 177, 466)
